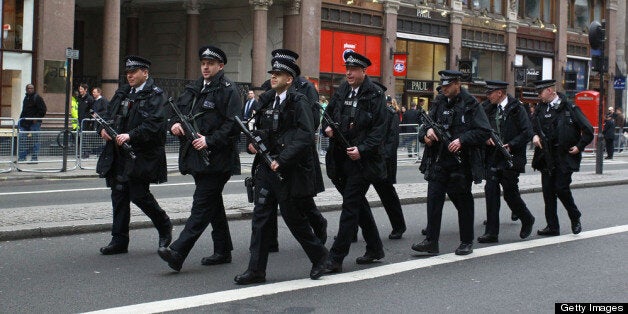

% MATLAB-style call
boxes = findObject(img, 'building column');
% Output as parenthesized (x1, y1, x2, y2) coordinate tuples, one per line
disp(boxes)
(125, 6, 139, 56)
(250, 0, 273, 88)
(299, 0, 321, 80)
(505, 2, 518, 96)
(102, 0, 121, 98)
(616, 0, 626, 108)
(606, 0, 618, 108)
(554, 0, 568, 92)
(382, 1, 400, 95)
(184, 0, 201, 80)
(449, 4, 463, 70)
(283, 0, 300, 54)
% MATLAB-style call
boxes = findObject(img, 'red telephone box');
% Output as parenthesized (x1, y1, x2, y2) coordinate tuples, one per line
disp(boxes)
(574, 90, 600, 128)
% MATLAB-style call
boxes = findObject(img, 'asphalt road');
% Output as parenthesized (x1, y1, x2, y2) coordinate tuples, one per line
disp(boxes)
(1, 185, 626, 313)
(1, 155, 627, 209)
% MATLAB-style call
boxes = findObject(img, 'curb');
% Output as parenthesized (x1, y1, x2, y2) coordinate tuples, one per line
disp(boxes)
(2, 178, 627, 242)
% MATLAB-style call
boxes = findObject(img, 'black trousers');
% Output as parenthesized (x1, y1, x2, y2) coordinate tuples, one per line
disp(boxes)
(484, 169, 534, 236)
(329, 161, 383, 264)
(109, 178, 171, 246)
(541, 168, 581, 230)
(247, 166, 327, 272)
(169, 172, 232, 259)
(425, 173, 474, 243)
(372, 178, 406, 232)
(267, 196, 326, 249)
(605, 138, 614, 158)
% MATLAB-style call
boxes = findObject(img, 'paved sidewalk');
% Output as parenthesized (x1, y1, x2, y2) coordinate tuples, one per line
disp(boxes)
(2, 161, 628, 241)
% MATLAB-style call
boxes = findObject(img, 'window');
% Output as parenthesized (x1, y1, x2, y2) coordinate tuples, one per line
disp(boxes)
(518, 0, 553, 22)
(397, 40, 448, 81)
(465, 0, 504, 14)
(573, 0, 589, 31)
(461, 48, 505, 81)
(2, 0, 25, 50)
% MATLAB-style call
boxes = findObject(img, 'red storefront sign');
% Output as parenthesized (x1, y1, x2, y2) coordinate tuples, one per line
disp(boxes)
(320, 30, 381, 76)
(393, 53, 407, 77)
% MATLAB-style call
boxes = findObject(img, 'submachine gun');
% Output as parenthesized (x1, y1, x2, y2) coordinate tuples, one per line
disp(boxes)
(235, 116, 283, 181)
(489, 130, 514, 168)
(417, 107, 462, 164)
(90, 109, 136, 160)
(167, 97, 211, 166)
(317, 103, 352, 150)
(533, 116, 555, 176)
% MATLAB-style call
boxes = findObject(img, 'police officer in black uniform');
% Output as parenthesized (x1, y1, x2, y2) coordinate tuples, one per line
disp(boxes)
(234, 57, 328, 285)
(531, 79, 593, 236)
(479, 80, 535, 243)
(261, 49, 328, 252)
(376, 94, 407, 239)
(323, 51, 387, 273)
(157, 46, 241, 271)
(411, 70, 491, 256)
(96, 55, 172, 255)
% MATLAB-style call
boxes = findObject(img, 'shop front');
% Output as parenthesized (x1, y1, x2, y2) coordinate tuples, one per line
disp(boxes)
(319, 29, 382, 100)
(513, 29, 555, 107)
(1, 0, 35, 120)
(394, 5, 449, 109)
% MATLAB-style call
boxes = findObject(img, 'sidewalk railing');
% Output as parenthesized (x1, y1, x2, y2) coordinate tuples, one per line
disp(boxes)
(0, 117, 621, 174)
(0, 118, 16, 173)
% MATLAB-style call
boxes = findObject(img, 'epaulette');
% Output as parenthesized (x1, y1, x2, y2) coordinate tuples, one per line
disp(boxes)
(152, 86, 163, 94)
(223, 80, 231, 87)
(386, 106, 396, 114)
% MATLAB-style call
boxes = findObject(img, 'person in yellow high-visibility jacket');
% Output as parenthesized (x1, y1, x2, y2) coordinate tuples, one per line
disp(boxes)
(71, 91, 79, 131)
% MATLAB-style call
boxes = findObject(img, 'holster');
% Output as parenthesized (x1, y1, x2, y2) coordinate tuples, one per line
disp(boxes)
(245, 177, 255, 203)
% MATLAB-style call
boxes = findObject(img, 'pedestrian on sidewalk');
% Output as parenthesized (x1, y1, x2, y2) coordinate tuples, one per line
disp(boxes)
(96, 55, 172, 255)
(18, 83, 47, 162)
(234, 57, 328, 284)
(157, 46, 241, 272)
(603, 113, 615, 159)
(322, 51, 387, 273)
(531, 79, 593, 236)
(478, 80, 535, 244)
(411, 70, 491, 256)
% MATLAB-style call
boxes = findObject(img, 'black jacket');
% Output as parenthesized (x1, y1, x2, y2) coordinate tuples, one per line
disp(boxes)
(323, 76, 387, 182)
(170, 73, 241, 176)
(77, 94, 95, 124)
(96, 77, 168, 185)
(603, 117, 616, 140)
(255, 89, 317, 199)
(418, 88, 491, 183)
(383, 105, 400, 183)
(401, 108, 419, 133)
(531, 93, 594, 173)
(93, 97, 109, 117)
(19, 92, 47, 127)
(482, 94, 533, 173)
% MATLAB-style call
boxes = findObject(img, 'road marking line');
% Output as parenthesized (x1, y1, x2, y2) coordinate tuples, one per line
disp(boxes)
(0, 180, 245, 196)
(84, 224, 628, 314)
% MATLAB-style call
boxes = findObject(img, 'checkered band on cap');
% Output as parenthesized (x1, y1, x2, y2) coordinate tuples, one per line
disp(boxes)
(271, 49, 299, 63)
(201, 48, 224, 63)
(268, 58, 300, 77)
(345, 55, 368, 68)
(533, 79, 556, 91)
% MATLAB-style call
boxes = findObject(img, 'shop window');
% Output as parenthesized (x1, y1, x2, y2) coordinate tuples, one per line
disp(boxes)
(462, 48, 505, 81)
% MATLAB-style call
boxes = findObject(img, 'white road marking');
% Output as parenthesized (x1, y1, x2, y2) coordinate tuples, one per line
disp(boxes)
(84, 224, 628, 314)
(0, 180, 245, 196)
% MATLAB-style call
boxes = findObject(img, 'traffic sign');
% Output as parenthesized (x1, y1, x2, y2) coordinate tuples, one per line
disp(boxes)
(614, 76, 625, 90)
(65, 48, 79, 60)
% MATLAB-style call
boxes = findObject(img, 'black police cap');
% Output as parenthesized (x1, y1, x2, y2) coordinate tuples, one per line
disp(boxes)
(268, 57, 300, 78)
(124, 55, 151, 72)
(533, 79, 556, 91)
(343, 51, 371, 68)
(438, 70, 463, 86)
(271, 49, 299, 63)
(199, 45, 227, 64)
(485, 80, 509, 92)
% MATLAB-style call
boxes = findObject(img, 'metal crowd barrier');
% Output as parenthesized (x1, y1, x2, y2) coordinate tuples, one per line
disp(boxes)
(15, 118, 79, 173)
(0, 118, 16, 173)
